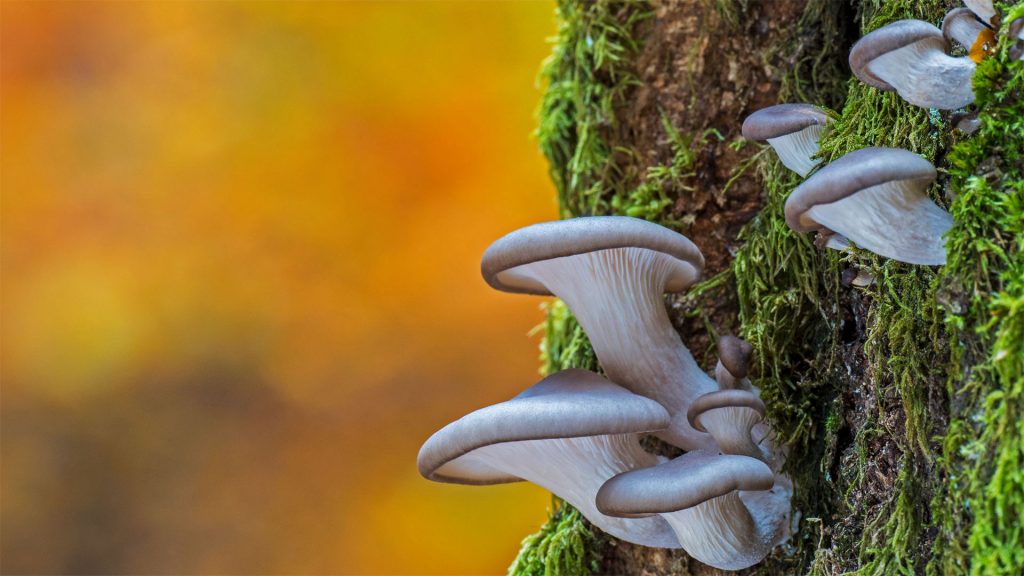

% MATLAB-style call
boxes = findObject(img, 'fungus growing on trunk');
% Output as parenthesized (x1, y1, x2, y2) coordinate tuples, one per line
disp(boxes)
(417, 369, 679, 548)
(849, 19, 975, 109)
(784, 147, 952, 265)
(943, 7, 997, 62)
(481, 216, 717, 450)
(688, 389, 768, 462)
(741, 104, 831, 177)
(596, 450, 792, 570)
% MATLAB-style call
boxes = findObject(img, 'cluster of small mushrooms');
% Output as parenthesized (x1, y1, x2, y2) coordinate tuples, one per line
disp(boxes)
(418, 0, 1010, 571)
(419, 217, 793, 570)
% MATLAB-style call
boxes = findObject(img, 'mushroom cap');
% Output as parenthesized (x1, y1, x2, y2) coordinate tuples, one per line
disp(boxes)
(964, 0, 998, 26)
(686, 389, 766, 433)
(943, 8, 985, 44)
(417, 369, 670, 485)
(717, 335, 754, 379)
(849, 20, 946, 90)
(481, 216, 705, 296)
(741, 104, 829, 141)
(596, 450, 774, 516)
(784, 147, 936, 233)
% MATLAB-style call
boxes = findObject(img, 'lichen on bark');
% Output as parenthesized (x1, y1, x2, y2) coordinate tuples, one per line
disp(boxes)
(511, 1, 1023, 575)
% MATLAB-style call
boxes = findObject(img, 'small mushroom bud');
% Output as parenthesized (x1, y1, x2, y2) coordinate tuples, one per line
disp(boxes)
(784, 147, 952, 265)
(849, 20, 975, 110)
(741, 104, 831, 177)
(715, 335, 753, 390)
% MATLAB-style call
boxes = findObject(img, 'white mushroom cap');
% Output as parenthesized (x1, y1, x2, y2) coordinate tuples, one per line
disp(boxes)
(597, 450, 792, 570)
(418, 369, 679, 548)
(741, 104, 831, 177)
(849, 19, 975, 109)
(943, 8, 997, 62)
(688, 389, 768, 462)
(784, 147, 952, 265)
(965, 0, 998, 27)
(482, 217, 717, 451)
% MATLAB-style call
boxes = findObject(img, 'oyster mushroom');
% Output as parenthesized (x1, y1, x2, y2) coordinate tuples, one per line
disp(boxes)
(597, 450, 792, 570)
(741, 104, 831, 177)
(417, 369, 679, 548)
(943, 7, 997, 62)
(784, 147, 952, 265)
(965, 0, 998, 27)
(688, 389, 768, 462)
(481, 216, 717, 450)
(715, 335, 754, 390)
(849, 19, 975, 109)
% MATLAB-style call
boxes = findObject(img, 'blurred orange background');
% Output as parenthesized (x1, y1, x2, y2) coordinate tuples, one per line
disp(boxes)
(1, 2, 559, 574)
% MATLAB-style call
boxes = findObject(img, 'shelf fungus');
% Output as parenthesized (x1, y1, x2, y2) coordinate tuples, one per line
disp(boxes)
(943, 7, 997, 62)
(741, 104, 831, 177)
(481, 216, 717, 451)
(417, 369, 679, 548)
(784, 147, 952, 265)
(849, 19, 975, 109)
(597, 450, 793, 571)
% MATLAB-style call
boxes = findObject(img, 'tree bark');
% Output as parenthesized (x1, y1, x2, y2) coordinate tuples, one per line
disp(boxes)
(511, 1, 1024, 575)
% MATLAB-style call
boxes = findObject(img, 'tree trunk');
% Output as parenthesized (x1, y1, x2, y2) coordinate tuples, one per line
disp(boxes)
(509, 1, 1024, 575)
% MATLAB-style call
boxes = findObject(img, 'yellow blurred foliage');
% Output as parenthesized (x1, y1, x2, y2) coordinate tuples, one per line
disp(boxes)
(2, 1, 559, 573)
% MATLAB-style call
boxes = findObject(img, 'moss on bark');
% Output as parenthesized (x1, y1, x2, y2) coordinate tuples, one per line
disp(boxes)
(511, 1, 1023, 575)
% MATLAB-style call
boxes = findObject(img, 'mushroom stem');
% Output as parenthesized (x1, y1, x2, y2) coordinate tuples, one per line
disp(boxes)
(518, 247, 717, 450)
(661, 492, 768, 570)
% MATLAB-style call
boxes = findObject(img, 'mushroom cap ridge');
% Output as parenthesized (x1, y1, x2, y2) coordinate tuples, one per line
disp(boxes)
(417, 369, 670, 485)
(785, 147, 937, 233)
(481, 216, 705, 296)
(849, 20, 946, 90)
(687, 389, 766, 433)
(596, 450, 774, 516)
(741, 103, 829, 141)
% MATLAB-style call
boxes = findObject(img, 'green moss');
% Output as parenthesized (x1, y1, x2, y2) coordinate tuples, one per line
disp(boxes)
(929, 4, 1024, 574)
(508, 499, 601, 576)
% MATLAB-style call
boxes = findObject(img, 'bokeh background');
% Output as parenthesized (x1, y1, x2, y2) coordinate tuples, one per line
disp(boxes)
(1, 2, 560, 574)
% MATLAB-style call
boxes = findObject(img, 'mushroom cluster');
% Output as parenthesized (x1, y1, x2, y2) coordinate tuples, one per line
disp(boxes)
(419, 216, 793, 570)
(848, 1, 1001, 110)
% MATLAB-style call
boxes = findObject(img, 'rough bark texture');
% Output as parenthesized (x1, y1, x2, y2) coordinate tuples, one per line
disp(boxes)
(509, 1, 1023, 575)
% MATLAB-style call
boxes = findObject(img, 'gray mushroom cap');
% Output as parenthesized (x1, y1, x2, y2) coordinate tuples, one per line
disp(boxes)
(943, 8, 991, 51)
(741, 104, 830, 177)
(784, 147, 951, 265)
(418, 369, 669, 484)
(717, 335, 753, 384)
(480, 217, 717, 451)
(597, 451, 774, 516)
(481, 216, 704, 296)
(597, 450, 791, 570)
(849, 20, 975, 109)
(418, 369, 679, 548)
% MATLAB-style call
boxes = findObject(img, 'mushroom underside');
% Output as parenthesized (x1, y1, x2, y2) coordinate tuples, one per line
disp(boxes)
(801, 179, 952, 265)
(697, 407, 768, 462)
(867, 38, 975, 109)
(767, 124, 827, 177)
(500, 247, 717, 450)
(661, 485, 791, 571)
(438, 434, 680, 548)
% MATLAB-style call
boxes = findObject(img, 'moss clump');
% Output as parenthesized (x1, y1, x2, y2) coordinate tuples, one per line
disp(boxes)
(508, 499, 601, 576)
(929, 4, 1024, 574)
